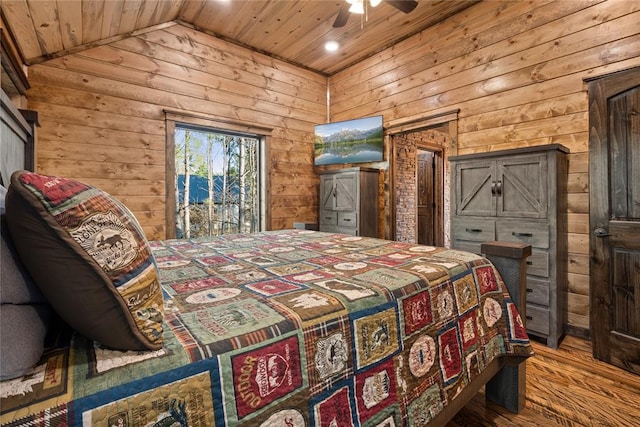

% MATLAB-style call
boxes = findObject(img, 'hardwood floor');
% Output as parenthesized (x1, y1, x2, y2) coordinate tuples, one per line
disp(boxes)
(448, 336, 640, 426)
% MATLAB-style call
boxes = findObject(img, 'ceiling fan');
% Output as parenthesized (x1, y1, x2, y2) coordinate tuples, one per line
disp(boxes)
(333, 0, 419, 28)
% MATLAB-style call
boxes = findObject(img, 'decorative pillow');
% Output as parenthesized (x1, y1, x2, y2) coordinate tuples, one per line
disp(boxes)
(2, 184, 47, 304)
(0, 303, 51, 380)
(1, 215, 49, 304)
(5, 171, 164, 351)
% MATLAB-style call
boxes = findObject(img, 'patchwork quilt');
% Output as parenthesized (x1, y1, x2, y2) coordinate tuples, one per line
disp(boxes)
(0, 230, 533, 426)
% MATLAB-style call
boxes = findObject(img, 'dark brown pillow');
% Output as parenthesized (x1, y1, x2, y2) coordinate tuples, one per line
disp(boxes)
(5, 171, 164, 351)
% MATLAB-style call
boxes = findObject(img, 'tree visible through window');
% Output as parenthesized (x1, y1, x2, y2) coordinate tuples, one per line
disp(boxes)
(175, 125, 261, 238)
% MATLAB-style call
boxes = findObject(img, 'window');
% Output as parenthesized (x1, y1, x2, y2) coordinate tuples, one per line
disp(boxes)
(171, 123, 265, 238)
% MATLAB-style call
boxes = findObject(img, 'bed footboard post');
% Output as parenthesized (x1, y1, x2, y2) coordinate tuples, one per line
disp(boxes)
(481, 241, 532, 413)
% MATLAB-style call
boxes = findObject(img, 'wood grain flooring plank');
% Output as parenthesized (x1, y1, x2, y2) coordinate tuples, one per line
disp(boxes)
(448, 337, 640, 426)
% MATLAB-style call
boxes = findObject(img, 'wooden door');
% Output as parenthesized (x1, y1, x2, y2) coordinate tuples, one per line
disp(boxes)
(588, 67, 640, 375)
(417, 150, 434, 245)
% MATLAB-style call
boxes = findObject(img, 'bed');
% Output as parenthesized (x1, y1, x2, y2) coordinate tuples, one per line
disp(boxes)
(1, 96, 533, 426)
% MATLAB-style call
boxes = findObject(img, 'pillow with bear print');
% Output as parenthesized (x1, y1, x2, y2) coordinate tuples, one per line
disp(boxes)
(5, 171, 164, 351)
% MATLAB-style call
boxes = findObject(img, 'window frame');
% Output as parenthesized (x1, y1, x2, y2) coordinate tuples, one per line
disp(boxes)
(164, 110, 271, 239)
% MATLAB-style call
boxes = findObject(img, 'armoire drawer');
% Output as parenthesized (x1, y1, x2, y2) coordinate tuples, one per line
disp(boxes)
(338, 212, 357, 227)
(452, 219, 495, 242)
(526, 304, 550, 335)
(526, 277, 550, 306)
(526, 251, 549, 277)
(496, 221, 549, 249)
(320, 210, 338, 226)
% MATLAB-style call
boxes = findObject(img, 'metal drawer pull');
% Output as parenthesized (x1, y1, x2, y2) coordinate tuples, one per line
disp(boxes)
(526, 288, 533, 293)
(512, 232, 533, 237)
(526, 261, 533, 265)
(343, 218, 351, 222)
(465, 228, 482, 233)
(526, 315, 533, 320)
(325, 217, 333, 220)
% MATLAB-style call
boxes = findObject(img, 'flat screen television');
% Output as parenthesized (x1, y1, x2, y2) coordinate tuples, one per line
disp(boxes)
(314, 115, 383, 166)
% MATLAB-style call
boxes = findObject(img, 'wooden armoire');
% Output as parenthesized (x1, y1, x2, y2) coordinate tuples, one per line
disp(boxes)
(449, 144, 569, 348)
(318, 168, 378, 237)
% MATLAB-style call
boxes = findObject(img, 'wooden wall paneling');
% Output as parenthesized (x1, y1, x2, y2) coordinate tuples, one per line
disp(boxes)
(28, 24, 326, 239)
(76, 46, 324, 116)
(28, 64, 314, 134)
(35, 121, 163, 151)
(26, 83, 164, 119)
(36, 157, 165, 181)
(37, 140, 164, 167)
(567, 172, 589, 193)
(457, 93, 588, 134)
(567, 193, 589, 214)
(568, 152, 589, 173)
(28, 101, 165, 135)
(569, 271, 590, 296)
(567, 233, 589, 255)
(158, 26, 328, 93)
(458, 113, 588, 149)
(60, 52, 318, 124)
(567, 213, 589, 234)
(568, 253, 589, 275)
(330, 0, 614, 117)
(330, 0, 561, 95)
(107, 38, 324, 105)
(334, 27, 640, 124)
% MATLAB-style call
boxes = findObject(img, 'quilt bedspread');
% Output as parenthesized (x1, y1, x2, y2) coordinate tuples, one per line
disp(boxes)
(0, 230, 532, 426)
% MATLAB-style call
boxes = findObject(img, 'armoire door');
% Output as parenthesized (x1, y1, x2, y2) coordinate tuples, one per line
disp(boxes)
(495, 155, 548, 219)
(455, 160, 496, 217)
(589, 66, 640, 375)
(334, 173, 357, 211)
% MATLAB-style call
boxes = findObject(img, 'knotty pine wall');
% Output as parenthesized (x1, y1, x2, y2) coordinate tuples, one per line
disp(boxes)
(329, 0, 640, 333)
(26, 23, 326, 239)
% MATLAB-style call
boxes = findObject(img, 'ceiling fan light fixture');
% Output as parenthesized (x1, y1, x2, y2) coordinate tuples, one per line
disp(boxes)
(349, 0, 365, 15)
(324, 41, 340, 52)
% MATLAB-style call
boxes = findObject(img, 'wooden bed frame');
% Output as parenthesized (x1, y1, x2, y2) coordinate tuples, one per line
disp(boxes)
(431, 241, 531, 425)
(1, 89, 531, 425)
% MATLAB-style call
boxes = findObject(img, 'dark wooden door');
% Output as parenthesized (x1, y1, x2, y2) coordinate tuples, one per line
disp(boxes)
(417, 150, 435, 245)
(588, 67, 640, 375)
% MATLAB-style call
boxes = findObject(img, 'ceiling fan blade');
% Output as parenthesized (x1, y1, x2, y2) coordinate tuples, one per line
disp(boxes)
(333, 3, 351, 27)
(385, 0, 418, 14)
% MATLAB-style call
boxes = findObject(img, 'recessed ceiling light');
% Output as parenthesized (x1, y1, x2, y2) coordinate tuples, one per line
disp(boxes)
(325, 41, 339, 52)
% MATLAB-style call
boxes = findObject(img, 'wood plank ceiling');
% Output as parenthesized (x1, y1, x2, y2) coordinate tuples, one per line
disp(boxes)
(1, 0, 478, 76)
